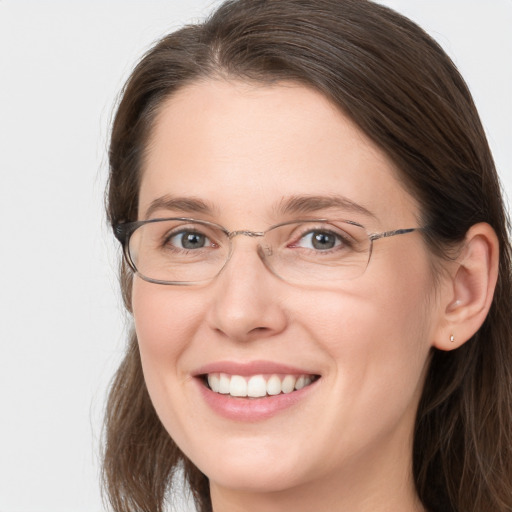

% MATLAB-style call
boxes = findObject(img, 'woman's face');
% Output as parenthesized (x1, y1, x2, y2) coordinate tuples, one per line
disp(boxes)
(134, 80, 443, 500)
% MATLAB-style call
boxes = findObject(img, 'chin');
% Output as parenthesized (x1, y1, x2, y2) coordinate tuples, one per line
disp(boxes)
(205, 461, 305, 495)
(183, 437, 310, 493)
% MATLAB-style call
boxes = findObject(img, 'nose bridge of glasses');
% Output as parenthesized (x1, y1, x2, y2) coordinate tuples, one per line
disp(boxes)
(228, 230, 265, 239)
(223, 230, 272, 269)
(226, 230, 268, 259)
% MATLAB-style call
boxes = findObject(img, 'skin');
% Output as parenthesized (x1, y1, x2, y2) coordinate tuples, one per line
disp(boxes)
(132, 79, 452, 512)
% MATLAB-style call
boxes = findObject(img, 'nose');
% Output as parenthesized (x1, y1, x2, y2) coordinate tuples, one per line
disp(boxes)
(206, 238, 288, 342)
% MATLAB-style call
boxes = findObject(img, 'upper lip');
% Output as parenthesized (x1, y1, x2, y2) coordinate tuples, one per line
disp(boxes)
(193, 360, 319, 377)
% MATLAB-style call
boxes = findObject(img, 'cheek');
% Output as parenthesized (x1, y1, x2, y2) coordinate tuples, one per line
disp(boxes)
(131, 279, 211, 447)
(364, 239, 437, 338)
(300, 246, 436, 404)
(131, 280, 202, 384)
(299, 285, 431, 382)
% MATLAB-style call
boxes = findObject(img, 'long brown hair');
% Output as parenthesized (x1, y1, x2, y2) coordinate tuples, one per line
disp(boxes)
(103, 1, 512, 511)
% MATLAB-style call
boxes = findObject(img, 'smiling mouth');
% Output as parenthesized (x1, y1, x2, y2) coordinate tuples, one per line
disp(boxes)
(203, 373, 320, 398)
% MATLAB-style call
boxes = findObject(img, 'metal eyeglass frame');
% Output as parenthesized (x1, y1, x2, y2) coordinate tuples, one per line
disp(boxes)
(113, 217, 424, 286)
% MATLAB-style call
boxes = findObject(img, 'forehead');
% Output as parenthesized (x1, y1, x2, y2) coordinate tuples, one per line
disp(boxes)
(140, 79, 419, 228)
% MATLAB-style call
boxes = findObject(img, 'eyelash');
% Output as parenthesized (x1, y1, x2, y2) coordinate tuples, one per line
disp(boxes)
(288, 227, 353, 251)
(158, 223, 357, 253)
(163, 229, 217, 251)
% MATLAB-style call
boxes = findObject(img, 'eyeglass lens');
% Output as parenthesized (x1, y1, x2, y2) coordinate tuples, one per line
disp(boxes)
(127, 219, 372, 285)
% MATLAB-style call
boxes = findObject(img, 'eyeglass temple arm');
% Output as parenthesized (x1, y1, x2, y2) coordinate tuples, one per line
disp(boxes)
(370, 227, 420, 242)
(113, 225, 125, 243)
(113, 222, 143, 244)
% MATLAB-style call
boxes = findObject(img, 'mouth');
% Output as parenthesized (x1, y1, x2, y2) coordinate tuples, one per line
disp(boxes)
(194, 362, 321, 420)
(201, 372, 320, 398)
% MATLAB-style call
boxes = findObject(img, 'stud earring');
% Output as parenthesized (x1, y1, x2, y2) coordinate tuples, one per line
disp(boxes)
(450, 334, 455, 343)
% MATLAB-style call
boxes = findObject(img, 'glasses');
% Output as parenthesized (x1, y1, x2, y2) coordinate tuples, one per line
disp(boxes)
(114, 217, 423, 287)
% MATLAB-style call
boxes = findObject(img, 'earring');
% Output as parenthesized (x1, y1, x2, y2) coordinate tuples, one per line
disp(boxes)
(450, 334, 455, 343)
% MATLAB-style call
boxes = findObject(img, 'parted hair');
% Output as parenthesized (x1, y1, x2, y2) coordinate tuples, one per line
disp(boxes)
(103, 1, 512, 511)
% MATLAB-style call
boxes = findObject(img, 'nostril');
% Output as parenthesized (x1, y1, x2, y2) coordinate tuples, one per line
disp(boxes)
(250, 326, 270, 334)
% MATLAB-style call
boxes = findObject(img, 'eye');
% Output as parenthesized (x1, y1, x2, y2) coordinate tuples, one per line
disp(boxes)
(295, 229, 343, 251)
(167, 230, 212, 250)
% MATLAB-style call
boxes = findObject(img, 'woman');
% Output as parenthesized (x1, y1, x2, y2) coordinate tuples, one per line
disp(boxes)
(103, 1, 512, 511)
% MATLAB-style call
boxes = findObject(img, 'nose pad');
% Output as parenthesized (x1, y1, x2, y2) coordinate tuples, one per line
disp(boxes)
(258, 241, 273, 257)
(255, 243, 284, 282)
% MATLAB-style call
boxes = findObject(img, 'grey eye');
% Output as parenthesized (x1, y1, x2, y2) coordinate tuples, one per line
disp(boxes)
(297, 230, 341, 250)
(170, 231, 210, 249)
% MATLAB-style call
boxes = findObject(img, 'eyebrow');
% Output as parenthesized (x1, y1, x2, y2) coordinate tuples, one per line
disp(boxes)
(144, 195, 217, 219)
(143, 193, 376, 220)
(276, 194, 376, 219)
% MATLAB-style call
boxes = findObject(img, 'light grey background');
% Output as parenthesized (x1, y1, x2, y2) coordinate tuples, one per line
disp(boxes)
(0, 1, 510, 511)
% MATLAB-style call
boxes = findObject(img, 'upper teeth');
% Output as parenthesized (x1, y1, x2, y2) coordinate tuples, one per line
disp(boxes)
(207, 373, 314, 398)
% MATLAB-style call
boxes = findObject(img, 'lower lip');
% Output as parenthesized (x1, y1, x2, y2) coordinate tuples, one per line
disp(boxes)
(196, 377, 319, 422)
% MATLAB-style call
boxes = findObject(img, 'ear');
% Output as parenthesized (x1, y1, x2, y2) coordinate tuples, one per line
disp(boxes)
(433, 223, 499, 351)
